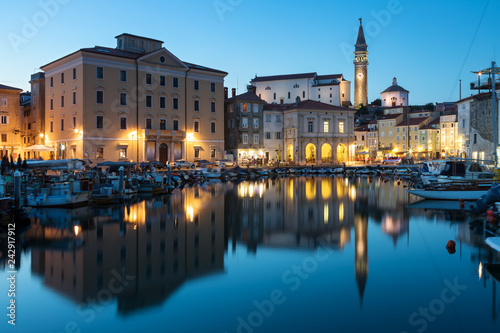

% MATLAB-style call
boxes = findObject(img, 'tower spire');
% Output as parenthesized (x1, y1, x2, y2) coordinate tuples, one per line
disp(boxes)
(354, 18, 369, 108)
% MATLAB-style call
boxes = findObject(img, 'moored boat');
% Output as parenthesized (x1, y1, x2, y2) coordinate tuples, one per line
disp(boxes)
(406, 180, 492, 200)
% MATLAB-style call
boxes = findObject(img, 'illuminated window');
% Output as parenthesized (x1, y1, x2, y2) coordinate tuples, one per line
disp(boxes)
(323, 121, 329, 133)
(119, 148, 127, 159)
(96, 148, 104, 159)
(339, 121, 344, 133)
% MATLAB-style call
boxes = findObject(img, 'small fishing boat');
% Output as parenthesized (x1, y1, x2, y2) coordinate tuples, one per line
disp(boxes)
(406, 180, 492, 200)
(485, 237, 500, 252)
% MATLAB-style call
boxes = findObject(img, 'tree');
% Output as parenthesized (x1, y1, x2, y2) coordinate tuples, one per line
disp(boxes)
(371, 98, 382, 106)
(356, 104, 369, 116)
(423, 103, 434, 111)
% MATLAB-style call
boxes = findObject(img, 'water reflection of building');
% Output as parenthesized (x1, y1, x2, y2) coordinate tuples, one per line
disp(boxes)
(354, 215, 368, 307)
(27, 185, 225, 313)
(226, 177, 355, 251)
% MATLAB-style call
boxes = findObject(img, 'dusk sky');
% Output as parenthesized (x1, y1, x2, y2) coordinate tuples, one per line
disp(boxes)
(1, 0, 497, 105)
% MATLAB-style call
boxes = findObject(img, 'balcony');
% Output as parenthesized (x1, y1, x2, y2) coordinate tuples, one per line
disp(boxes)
(142, 129, 186, 140)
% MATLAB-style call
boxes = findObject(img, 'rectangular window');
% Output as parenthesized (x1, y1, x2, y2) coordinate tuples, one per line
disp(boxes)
(194, 100, 200, 111)
(308, 121, 314, 133)
(0, 116, 7, 124)
(211, 149, 216, 158)
(96, 67, 103, 79)
(173, 119, 179, 131)
(253, 104, 258, 113)
(253, 134, 259, 144)
(61, 95, 64, 108)
(146, 73, 152, 85)
(288, 92, 291, 99)
(266, 132, 271, 139)
(96, 91, 103, 104)
(276, 115, 282, 122)
(146, 95, 152, 108)
(302, 91, 305, 98)
(120, 117, 127, 130)
(1, 134, 6, 142)
(61, 73, 64, 84)
(50, 77, 53, 87)
(253, 118, 259, 128)
(50, 121, 53, 133)
(211, 82, 216, 92)
(211, 101, 216, 113)
(194, 148, 200, 158)
(50, 98, 53, 110)
(119, 148, 127, 159)
(72, 92, 76, 105)
(173, 77, 179, 88)
(72, 116, 76, 129)
(276, 132, 282, 139)
(96, 115, 103, 129)
(96, 147, 104, 159)
(160, 119, 166, 130)
(120, 70, 127, 82)
(242, 134, 248, 144)
(242, 117, 248, 128)
(160, 75, 166, 86)
(323, 121, 329, 133)
(173, 98, 179, 110)
(211, 122, 216, 133)
(120, 93, 127, 106)
(194, 80, 199, 90)
(194, 120, 200, 132)
(61, 119, 64, 131)
(273, 93, 276, 100)
(146, 118, 152, 129)
(72, 68, 76, 80)
(266, 115, 271, 122)
(159, 96, 166, 109)
(339, 121, 344, 133)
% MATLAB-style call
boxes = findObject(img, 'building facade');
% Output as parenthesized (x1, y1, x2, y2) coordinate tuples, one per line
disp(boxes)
(381, 78, 409, 107)
(439, 111, 459, 158)
(224, 88, 266, 164)
(283, 99, 355, 164)
(251, 73, 351, 107)
(0, 84, 23, 159)
(40, 33, 227, 163)
(262, 104, 287, 163)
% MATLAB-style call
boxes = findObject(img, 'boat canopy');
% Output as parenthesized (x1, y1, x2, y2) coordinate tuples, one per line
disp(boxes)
(25, 159, 88, 170)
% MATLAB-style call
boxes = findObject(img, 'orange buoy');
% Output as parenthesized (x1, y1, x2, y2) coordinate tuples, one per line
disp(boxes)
(446, 240, 456, 254)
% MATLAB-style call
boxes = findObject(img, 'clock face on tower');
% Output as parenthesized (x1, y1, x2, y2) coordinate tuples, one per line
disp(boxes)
(357, 72, 364, 80)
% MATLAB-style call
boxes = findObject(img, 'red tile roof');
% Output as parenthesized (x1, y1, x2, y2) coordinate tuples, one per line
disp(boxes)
(377, 114, 402, 120)
(263, 104, 291, 111)
(419, 125, 436, 130)
(355, 125, 369, 131)
(289, 99, 354, 112)
(396, 117, 429, 127)
(251, 73, 317, 83)
(225, 91, 265, 103)
(428, 118, 440, 125)
(0, 84, 22, 91)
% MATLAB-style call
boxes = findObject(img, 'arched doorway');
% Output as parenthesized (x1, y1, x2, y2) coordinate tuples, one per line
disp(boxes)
(321, 143, 332, 163)
(287, 144, 294, 162)
(305, 143, 316, 163)
(337, 144, 347, 164)
(159, 143, 168, 165)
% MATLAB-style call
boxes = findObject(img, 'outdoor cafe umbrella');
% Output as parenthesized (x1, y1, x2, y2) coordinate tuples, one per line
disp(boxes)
(25, 144, 54, 151)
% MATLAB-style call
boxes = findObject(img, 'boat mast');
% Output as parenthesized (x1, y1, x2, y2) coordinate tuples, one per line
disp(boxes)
(493, 61, 497, 167)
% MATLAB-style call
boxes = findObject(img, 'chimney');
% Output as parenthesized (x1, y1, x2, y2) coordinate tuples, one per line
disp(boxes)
(224, 87, 228, 100)
(232, 88, 236, 98)
(252, 85, 257, 94)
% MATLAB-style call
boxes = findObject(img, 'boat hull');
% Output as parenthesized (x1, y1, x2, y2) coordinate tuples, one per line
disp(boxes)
(406, 188, 488, 200)
(25, 191, 90, 207)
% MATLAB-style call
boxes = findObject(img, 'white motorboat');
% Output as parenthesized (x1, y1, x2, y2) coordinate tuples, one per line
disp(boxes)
(26, 181, 90, 207)
(406, 180, 492, 201)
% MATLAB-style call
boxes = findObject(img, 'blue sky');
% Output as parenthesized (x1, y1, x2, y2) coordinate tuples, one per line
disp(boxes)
(0, 0, 497, 105)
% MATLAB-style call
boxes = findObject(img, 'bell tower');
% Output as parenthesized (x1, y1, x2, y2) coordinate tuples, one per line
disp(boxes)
(354, 18, 368, 108)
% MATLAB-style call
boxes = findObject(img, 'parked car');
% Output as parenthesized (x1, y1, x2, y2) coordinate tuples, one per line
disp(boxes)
(171, 160, 195, 169)
(383, 157, 402, 165)
(194, 159, 214, 167)
(216, 159, 236, 167)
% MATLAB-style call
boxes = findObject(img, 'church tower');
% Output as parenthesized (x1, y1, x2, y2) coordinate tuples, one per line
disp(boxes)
(354, 18, 368, 108)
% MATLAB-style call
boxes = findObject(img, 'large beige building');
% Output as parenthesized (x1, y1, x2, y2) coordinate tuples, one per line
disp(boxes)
(0, 84, 23, 159)
(40, 33, 227, 163)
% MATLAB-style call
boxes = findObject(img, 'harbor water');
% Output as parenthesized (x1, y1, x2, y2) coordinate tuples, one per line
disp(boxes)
(2, 176, 500, 333)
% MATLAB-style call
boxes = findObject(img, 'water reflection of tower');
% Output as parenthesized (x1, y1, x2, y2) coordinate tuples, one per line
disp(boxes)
(354, 215, 368, 307)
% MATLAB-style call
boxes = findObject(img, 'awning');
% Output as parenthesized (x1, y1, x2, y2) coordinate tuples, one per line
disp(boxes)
(25, 144, 54, 151)
(193, 145, 204, 151)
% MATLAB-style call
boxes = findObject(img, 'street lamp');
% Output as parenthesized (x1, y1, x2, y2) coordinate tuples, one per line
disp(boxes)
(186, 133, 194, 161)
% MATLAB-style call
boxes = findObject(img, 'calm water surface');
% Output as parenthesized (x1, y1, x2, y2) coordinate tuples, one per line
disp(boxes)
(2, 176, 500, 333)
